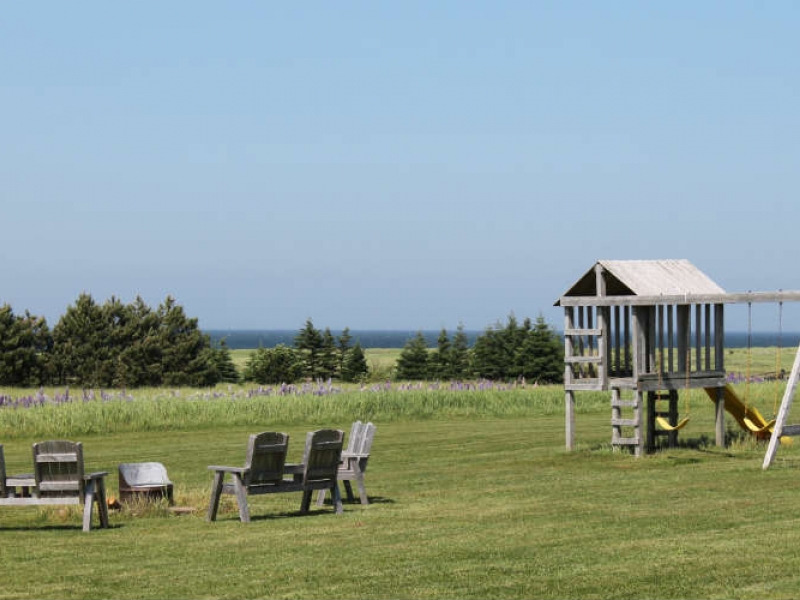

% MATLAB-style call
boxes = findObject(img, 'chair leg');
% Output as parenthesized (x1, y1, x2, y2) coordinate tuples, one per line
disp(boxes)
(300, 490, 312, 514)
(342, 480, 355, 502)
(83, 480, 96, 532)
(332, 483, 343, 515)
(232, 475, 250, 523)
(355, 474, 369, 506)
(95, 478, 110, 528)
(207, 471, 224, 522)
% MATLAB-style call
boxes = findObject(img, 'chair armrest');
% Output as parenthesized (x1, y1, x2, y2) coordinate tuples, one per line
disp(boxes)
(207, 466, 248, 475)
(342, 451, 370, 459)
(283, 463, 304, 475)
(84, 472, 109, 481)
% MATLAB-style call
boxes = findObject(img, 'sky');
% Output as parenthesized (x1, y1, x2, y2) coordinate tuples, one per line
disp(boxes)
(2, 2, 799, 334)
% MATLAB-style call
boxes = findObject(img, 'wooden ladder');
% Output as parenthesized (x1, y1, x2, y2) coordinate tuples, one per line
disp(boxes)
(611, 387, 642, 456)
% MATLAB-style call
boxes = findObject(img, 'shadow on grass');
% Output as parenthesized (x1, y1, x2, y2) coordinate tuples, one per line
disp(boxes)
(0, 523, 124, 532)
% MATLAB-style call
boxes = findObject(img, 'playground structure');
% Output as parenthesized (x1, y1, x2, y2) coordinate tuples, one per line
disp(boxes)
(555, 259, 800, 456)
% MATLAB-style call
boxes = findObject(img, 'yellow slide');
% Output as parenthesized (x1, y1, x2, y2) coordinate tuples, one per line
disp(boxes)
(703, 385, 774, 437)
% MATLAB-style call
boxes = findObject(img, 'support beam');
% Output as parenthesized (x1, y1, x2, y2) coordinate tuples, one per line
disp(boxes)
(763, 341, 800, 469)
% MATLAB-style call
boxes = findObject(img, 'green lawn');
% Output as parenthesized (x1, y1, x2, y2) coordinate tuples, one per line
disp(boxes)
(1, 381, 800, 599)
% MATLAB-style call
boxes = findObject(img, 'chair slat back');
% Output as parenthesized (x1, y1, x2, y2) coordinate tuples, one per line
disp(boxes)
(244, 432, 289, 487)
(345, 421, 363, 454)
(33, 440, 84, 496)
(302, 429, 344, 483)
(350, 422, 376, 456)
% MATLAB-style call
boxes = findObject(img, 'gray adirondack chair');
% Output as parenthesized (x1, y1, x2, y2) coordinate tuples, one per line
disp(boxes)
(0, 444, 34, 499)
(207, 429, 344, 523)
(317, 421, 376, 506)
(1, 441, 109, 531)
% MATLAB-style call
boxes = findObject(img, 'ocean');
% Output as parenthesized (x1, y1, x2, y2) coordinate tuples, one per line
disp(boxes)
(205, 329, 800, 350)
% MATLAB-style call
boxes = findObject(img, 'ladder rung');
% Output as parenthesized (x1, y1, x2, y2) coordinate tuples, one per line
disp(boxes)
(565, 356, 603, 364)
(564, 328, 603, 337)
(612, 418, 639, 427)
(612, 437, 640, 445)
(611, 400, 638, 408)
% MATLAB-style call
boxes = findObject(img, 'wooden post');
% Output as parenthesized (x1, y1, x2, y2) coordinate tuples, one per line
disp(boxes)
(714, 303, 726, 447)
(565, 307, 576, 451)
(763, 341, 800, 469)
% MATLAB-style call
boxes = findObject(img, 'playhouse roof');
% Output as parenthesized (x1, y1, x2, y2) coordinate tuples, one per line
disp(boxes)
(556, 259, 726, 305)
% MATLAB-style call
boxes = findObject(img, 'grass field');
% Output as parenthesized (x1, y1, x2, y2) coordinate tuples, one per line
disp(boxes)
(1, 347, 799, 599)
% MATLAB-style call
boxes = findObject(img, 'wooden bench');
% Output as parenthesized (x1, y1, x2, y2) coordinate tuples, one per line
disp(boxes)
(0, 441, 109, 532)
(207, 429, 344, 523)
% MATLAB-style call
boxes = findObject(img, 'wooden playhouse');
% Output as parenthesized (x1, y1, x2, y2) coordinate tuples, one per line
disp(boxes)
(555, 259, 800, 455)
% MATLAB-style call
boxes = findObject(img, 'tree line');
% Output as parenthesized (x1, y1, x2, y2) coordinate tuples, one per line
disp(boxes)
(395, 314, 563, 383)
(0, 295, 238, 387)
(0, 298, 564, 387)
(243, 318, 369, 384)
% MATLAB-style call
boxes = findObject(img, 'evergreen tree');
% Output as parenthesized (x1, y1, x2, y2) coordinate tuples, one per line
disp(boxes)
(0, 305, 52, 386)
(341, 341, 369, 382)
(395, 331, 430, 380)
(517, 314, 564, 383)
(294, 318, 323, 379)
(337, 327, 353, 375)
(243, 344, 302, 384)
(429, 328, 452, 379)
(320, 327, 339, 380)
(115, 296, 163, 387)
(449, 323, 471, 379)
(212, 339, 240, 384)
(470, 324, 507, 380)
(51, 293, 110, 386)
(157, 296, 218, 386)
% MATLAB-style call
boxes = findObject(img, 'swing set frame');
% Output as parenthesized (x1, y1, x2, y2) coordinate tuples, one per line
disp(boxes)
(556, 259, 800, 456)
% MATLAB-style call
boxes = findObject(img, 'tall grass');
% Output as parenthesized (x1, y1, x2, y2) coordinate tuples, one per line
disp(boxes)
(0, 384, 607, 440)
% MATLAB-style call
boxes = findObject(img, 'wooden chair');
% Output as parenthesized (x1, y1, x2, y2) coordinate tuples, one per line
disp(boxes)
(207, 429, 344, 523)
(317, 421, 376, 507)
(0, 441, 109, 532)
(0, 444, 35, 499)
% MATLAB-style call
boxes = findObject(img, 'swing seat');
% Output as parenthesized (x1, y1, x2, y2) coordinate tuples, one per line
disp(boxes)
(742, 418, 775, 434)
(655, 416, 690, 432)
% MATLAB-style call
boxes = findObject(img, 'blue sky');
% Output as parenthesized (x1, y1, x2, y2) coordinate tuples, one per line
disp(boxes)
(2, 2, 799, 333)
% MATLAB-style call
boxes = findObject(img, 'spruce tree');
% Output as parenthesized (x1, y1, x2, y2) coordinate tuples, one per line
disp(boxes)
(320, 327, 339, 380)
(341, 341, 369, 382)
(429, 328, 452, 379)
(0, 305, 52, 386)
(157, 296, 218, 386)
(470, 325, 506, 380)
(395, 331, 430, 380)
(337, 327, 353, 375)
(212, 340, 240, 383)
(115, 296, 163, 387)
(518, 314, 564, 383)
(449, 323, 471, 379)
(294, 318, 323, 379)
(51, 293, 110, 386)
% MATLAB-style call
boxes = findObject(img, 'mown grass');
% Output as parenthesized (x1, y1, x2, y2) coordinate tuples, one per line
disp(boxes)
(0, 347, 798, 599)
(2, 406, 800, 599)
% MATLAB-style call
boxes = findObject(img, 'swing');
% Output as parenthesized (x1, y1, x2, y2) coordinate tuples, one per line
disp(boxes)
(655, 330, 691, 432)
(655, 415, 690, 432)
